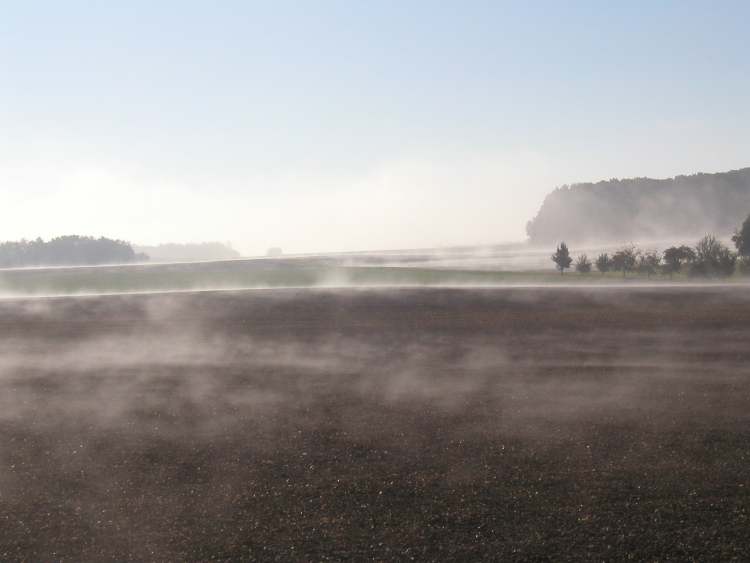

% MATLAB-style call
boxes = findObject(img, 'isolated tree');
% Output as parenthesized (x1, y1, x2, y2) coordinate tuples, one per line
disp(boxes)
(690, 234, 737, 277)
(611, 246, 639, 278)
(731, 213, 750, 257)
(551, 242, 573, 275)
(575, 254, 592, 274)
(637, 251, 661, 279)
(662, 245, 695, 279)
(595, 253, 612, 275)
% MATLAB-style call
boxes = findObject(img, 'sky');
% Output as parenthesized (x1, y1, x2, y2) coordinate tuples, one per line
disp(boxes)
(2, 0, 749, 255)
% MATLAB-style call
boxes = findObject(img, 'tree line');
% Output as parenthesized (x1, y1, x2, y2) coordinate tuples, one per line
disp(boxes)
(551, 214, 750, 278)
(0, 236, 148, 267)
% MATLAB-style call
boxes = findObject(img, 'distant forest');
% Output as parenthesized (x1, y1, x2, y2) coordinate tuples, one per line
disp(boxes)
(0, 236, 145, 267)
(133, 242, 240, 263)
(526, 167, 750, 244)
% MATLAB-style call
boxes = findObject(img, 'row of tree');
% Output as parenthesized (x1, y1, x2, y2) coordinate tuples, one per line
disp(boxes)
(0, 236, 148, 267)
(551, 214, 750, 278)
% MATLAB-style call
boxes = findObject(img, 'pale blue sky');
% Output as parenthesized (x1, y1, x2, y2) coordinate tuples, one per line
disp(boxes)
(2, 1, 749, 253)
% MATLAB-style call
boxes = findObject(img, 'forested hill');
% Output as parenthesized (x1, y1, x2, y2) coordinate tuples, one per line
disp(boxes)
(526, 167, 750, 244)
(0, 236, 146, 268)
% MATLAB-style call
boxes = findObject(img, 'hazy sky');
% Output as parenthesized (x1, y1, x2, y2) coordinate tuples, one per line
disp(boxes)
(2, 1, 749, 254)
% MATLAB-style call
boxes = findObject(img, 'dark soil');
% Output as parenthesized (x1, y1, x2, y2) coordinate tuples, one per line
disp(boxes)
(1, 287, 749, 561)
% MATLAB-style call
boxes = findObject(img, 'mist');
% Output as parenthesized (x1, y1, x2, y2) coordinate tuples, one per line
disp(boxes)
(3, 287, 750, 560)
(5, 1, 750, 559)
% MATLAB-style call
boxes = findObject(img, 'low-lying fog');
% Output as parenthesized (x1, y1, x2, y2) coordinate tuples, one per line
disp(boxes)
(0, 239, 746, 299)
(3, 287, 750, 559)
(2, 287, 748, 437)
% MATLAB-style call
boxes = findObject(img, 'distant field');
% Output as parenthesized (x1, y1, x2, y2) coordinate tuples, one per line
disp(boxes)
(0, 255, 730, 297)
(2, 287, 750, 560)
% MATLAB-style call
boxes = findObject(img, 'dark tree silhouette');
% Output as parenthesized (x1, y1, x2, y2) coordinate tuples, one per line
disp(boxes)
(551, 242, 573, 275)
(637, 251, 661, 279)
(575, 254, 592, 274)
(732, 213, 750, 257)
(595, 253, 612, 275)
(662, 245, 695, 279)
(611, 246, 639, 278)
(690, 234, 736, 277)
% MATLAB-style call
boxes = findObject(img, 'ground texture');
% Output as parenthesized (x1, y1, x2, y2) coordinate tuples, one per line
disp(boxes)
(1, 287, 749, 561)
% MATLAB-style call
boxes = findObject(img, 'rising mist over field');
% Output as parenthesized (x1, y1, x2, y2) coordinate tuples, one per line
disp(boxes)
(5, 1, 750, 560)
(3, 288, 750, 560)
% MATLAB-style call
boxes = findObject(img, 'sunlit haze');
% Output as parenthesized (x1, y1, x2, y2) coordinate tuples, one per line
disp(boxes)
(3, 1, 749, 254)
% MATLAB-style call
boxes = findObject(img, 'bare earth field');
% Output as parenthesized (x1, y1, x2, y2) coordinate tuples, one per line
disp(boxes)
(1, 287, 750, 561)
